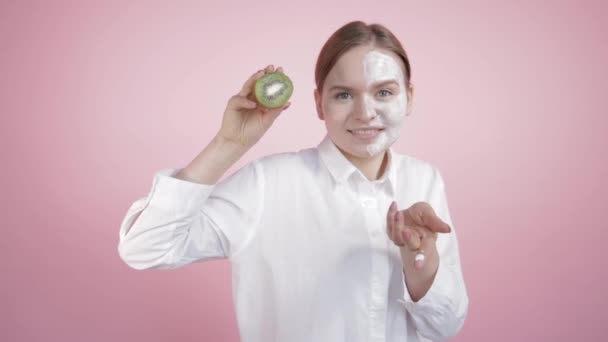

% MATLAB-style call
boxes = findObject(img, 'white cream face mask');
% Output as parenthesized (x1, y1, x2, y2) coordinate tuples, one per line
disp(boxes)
(361, 50, 408, 156)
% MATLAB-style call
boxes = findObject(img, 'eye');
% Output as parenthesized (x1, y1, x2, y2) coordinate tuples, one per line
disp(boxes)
(378, 89, 393, 97)
(335, 92, 352, 100)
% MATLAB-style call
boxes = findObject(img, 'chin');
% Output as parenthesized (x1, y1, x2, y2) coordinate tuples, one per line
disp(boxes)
(339, 143, 379, 160)
(329, 131, 386, 159)
(348, 137, 390, 158)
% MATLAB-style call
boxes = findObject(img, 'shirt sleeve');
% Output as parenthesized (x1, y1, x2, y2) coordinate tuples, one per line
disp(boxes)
(398, 168, 469, 341)
(117, 160, 264, 270)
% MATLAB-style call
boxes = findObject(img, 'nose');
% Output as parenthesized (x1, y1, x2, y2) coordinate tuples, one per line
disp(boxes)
(352, 95, 377, 122)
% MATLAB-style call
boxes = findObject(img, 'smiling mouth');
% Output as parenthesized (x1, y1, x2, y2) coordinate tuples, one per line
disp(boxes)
(348, 128, 384, 138)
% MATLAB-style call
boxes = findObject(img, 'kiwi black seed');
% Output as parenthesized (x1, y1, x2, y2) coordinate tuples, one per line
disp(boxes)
(254, 71, 294, 109)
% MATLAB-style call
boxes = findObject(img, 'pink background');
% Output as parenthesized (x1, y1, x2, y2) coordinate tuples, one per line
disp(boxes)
(2, 0, 607, 341)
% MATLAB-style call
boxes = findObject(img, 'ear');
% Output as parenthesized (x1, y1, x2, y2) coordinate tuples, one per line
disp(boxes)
(314, 88, 324, 120)
(406, 83, 414, 116)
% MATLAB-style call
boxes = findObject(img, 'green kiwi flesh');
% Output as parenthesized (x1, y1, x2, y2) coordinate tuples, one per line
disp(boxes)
(254, 72, 294, 108)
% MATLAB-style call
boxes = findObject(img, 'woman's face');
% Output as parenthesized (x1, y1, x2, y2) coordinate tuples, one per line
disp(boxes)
(315, 45, 413, 160)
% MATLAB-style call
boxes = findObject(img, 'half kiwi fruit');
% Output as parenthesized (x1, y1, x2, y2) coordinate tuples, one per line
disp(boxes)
(254, 71, 294, 109)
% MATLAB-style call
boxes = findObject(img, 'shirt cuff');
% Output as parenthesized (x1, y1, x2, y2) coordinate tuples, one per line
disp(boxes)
(399, 256, 453, 314)
(147, 168, 216, 215)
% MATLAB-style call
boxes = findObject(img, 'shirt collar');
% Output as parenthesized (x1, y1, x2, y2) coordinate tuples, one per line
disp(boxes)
(317, 134, 398, 195)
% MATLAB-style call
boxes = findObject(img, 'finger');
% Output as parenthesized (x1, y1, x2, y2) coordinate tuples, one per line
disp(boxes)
(390, 202, 398, 241)
(411, 226, 427, 240)
(277, 66, 283, 73)
(394, 210, 405, 246)
(405, 228, 422, 250)
(401, 224, 422, 250)
(395, 211, 414, 247)
(414, 202, 451, 233)
(239, 69, 266, 97)
(265, 64, 275, 73)
(422, 210, 451, 233)
(260, 101, 291, 125)
(228, 95, 258, 110)
(386, 201, 397, 240)
(418, 233, 436, 251)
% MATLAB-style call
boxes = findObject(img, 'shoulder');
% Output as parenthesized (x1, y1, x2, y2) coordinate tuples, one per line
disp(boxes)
(254, 147, 321, 175)
(393, 151, 439, 175)
(392, 151, 445, 186)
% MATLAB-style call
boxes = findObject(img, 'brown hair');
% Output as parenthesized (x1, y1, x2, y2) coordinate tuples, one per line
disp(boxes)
(314, 21, 412, 93)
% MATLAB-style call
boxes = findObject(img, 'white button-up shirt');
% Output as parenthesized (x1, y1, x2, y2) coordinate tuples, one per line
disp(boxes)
(118, 134, 469, 342)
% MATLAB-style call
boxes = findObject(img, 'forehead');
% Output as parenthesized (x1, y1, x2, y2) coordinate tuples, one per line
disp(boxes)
(325, 46, 404, 86)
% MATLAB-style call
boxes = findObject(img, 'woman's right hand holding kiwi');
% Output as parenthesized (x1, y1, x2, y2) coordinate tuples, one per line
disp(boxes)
(217, 64, 291, 149)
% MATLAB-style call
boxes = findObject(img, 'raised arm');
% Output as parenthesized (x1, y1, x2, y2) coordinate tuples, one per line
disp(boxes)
(117, 65, 290, 270)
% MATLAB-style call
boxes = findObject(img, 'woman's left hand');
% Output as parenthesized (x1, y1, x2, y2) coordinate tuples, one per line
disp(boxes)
(386, 201, 452, 270)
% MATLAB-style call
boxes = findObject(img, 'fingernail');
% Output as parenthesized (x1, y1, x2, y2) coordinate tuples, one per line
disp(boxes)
(390, 201, 396, 211)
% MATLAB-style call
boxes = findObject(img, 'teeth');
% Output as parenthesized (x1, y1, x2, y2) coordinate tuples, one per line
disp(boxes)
(351, 129, 380, 135)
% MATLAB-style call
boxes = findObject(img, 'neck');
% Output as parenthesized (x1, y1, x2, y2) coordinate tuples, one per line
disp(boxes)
(340, 148, 389, 181)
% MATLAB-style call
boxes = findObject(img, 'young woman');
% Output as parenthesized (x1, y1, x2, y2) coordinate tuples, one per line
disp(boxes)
(118, 20, 468, 342)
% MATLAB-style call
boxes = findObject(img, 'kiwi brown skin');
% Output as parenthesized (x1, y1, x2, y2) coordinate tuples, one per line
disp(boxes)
(254, 71, 294, 109)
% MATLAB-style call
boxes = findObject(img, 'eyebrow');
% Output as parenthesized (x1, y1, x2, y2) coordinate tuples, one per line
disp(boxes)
(328, 80, 400, 92)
